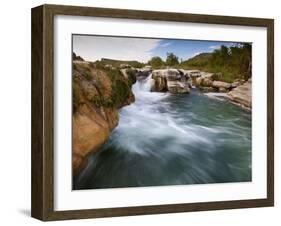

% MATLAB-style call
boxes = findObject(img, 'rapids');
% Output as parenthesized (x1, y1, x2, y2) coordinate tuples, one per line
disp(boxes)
(73, 74, 251, 189)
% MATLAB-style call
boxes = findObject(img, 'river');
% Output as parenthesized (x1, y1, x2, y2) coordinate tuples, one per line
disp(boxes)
(73, 75, 252, 189)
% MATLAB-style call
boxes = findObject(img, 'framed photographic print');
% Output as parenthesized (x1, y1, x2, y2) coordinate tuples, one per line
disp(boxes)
(31, 4, 274, 221)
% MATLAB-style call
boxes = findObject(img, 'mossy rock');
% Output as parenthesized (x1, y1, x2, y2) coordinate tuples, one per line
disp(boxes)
(125, 69, 137, 87)
(73, 62, 134, 111)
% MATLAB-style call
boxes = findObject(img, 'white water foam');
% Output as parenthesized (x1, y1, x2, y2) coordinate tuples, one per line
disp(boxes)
(113, 76, 218, 156)
(204, 92, 228, 101)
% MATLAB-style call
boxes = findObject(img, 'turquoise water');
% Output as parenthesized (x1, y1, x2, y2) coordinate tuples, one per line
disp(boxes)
(73, 78, 252, 189)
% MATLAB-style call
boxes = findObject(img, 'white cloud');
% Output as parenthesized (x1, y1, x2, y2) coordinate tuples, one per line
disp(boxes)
(191, 52, 202, 57)
(73, 35, 161, 63)
(209, 45, 221, 49)
(160, 42, 171, 47)
(184, 52, 203, 61)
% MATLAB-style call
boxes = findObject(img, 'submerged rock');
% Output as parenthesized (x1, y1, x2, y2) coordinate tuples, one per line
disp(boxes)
(199, 86, 216, 93)
(167, 80, 191, 94)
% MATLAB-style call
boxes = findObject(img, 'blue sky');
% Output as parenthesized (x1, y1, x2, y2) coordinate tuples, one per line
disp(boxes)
(152, 39, 235, 62)
(73, 35, 237, 63)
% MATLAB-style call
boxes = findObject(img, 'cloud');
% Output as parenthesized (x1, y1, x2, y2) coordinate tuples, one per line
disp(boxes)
(209, 45, 221, 49)
(160, 42, 171, 47)
(73, 35, 161, 63)
(191, 52, 202, 57)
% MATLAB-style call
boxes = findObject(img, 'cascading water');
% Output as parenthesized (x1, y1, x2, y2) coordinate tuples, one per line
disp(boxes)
(135, 73, 155, 92)
(74, 75, 252, 189)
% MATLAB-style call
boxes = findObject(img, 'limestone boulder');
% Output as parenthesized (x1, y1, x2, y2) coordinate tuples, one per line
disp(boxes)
(227, 79, 252, 109)
(212, 81, 231, 89)
(201, 78, 213, 87)
(152, 69, 191, 93)
(167, 80, 191, 94)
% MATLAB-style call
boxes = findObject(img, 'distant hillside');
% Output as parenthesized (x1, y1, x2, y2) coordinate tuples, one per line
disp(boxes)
(97, 58, 144, 68)
(180, 53, 212, 68)
(179, 44, 252, 83)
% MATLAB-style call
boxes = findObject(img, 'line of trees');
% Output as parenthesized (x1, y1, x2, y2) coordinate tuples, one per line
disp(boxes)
(211, 44, 251, 78)
(147, 43, 252, 82)
(148, 52, 179, 69)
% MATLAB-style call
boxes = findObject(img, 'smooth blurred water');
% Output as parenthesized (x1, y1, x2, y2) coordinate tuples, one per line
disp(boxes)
(73, 76, 252, 189)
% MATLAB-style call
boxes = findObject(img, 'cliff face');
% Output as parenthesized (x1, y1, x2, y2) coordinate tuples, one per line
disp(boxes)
(72, 61, 135, 175)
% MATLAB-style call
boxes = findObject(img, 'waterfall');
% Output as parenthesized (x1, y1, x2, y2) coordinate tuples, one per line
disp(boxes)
(131, 73, 168, 104)
(142, 73, 155, 91)
(133, 73, 154, 94)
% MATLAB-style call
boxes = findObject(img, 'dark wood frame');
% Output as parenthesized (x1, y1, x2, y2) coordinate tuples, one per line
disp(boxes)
(31, 4, 274, 221)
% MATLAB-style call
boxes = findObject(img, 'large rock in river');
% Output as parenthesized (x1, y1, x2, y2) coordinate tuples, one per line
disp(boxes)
(194, 71, 215, 87)
(212, 81, 231, 89)
(227, 79, 252, 109)
(152, 69, 191, 94)
(72, 61, 136, 175)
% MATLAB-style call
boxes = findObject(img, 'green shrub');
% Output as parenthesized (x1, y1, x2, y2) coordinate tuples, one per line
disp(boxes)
(125, 69, 137, 86)
(111, 79, 130, 107)
(148, 56, 165, 69)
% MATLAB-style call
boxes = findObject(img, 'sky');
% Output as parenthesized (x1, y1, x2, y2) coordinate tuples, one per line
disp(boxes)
(73, 35, 238, 63)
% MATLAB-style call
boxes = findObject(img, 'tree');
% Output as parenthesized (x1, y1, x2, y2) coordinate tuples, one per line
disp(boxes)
(166, 52, 179, 66)
(211, 45, 230, 67)
(148, 56, 165, 69)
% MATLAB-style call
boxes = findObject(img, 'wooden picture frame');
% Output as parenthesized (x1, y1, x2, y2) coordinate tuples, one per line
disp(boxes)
(31, 4, 274, 221)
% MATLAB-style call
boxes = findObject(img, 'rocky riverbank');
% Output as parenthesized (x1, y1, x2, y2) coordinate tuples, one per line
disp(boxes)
(135, 68, 251, 110)
(227, 79, 252, 109)
(72, 60, 136, 175)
